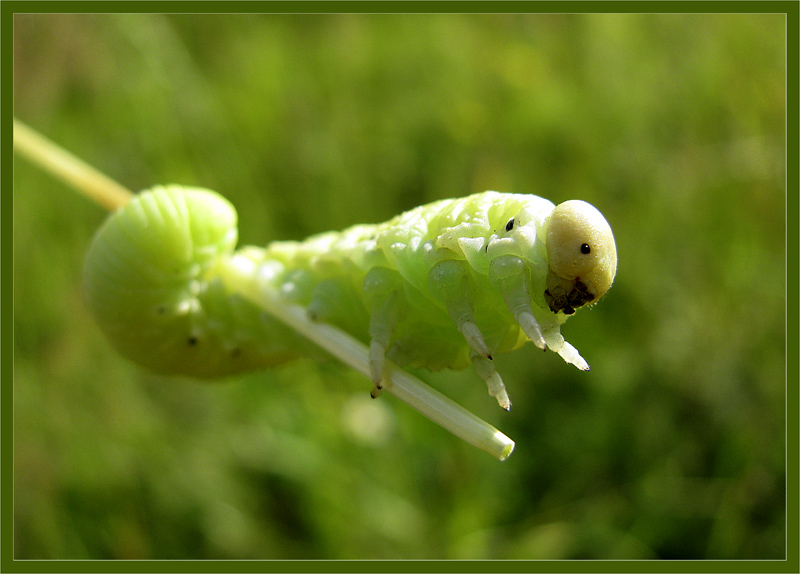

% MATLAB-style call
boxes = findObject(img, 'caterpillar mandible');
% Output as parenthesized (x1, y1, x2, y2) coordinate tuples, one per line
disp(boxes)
(83, 186, 617, 411)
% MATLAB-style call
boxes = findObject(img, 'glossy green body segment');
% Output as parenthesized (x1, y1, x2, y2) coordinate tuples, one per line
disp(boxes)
(258, 195, 551, 366)
(84, 186, 617, 408)
(83, 186, 316, 378)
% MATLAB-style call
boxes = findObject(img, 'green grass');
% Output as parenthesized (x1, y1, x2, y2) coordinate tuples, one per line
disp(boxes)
(13, 13, 786, 559)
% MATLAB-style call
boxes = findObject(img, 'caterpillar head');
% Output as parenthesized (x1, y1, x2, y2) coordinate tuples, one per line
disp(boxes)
(544, 200, 617, 315)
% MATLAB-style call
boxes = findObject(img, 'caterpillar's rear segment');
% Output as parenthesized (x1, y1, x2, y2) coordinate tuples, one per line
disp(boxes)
(83, 186, 314, 378)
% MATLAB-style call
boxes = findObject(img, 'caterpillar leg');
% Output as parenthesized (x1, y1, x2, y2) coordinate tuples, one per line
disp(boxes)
(363, 267, 404, 397)
(542, 326, 590, 371)
(369, 340, 386, 398)
(471, 350, 511, 410)
(489, 255, 546, 350)
(428, 260, 513, 408)
(428, 260, 492, 359)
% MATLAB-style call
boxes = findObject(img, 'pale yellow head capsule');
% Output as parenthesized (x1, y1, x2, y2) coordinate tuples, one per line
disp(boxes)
(544, 200, 617, 314)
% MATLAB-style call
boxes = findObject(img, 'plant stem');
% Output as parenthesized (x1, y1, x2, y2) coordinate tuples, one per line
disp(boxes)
(13, 118, 133, 211)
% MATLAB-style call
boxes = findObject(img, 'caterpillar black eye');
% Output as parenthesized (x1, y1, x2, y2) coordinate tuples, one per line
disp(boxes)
(580, 243, 591, 254)
(505, 218, 515, 232)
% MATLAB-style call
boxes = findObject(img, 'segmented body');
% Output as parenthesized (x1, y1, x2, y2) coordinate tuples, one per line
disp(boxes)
(249, 193, 558, 367)
(83, 186, 617, 408)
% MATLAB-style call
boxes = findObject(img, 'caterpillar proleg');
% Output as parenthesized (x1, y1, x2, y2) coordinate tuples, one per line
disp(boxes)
(83, 186, 617, 412)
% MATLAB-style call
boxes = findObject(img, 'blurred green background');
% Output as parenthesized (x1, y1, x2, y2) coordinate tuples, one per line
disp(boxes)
(13, 13, 786, 559)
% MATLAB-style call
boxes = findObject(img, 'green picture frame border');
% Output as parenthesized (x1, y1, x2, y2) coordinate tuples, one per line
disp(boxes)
(3, 2, 797, 572)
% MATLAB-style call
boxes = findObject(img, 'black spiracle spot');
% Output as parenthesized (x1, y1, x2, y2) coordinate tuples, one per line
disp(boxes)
(187, 336, 199, 346)
(505, 218, 515, 232)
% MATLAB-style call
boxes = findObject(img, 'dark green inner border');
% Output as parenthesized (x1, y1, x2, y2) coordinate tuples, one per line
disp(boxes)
(3, 2, 797, 573)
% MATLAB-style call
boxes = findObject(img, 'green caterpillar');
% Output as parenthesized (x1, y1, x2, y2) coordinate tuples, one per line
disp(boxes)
(83, 185, 617, 410)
